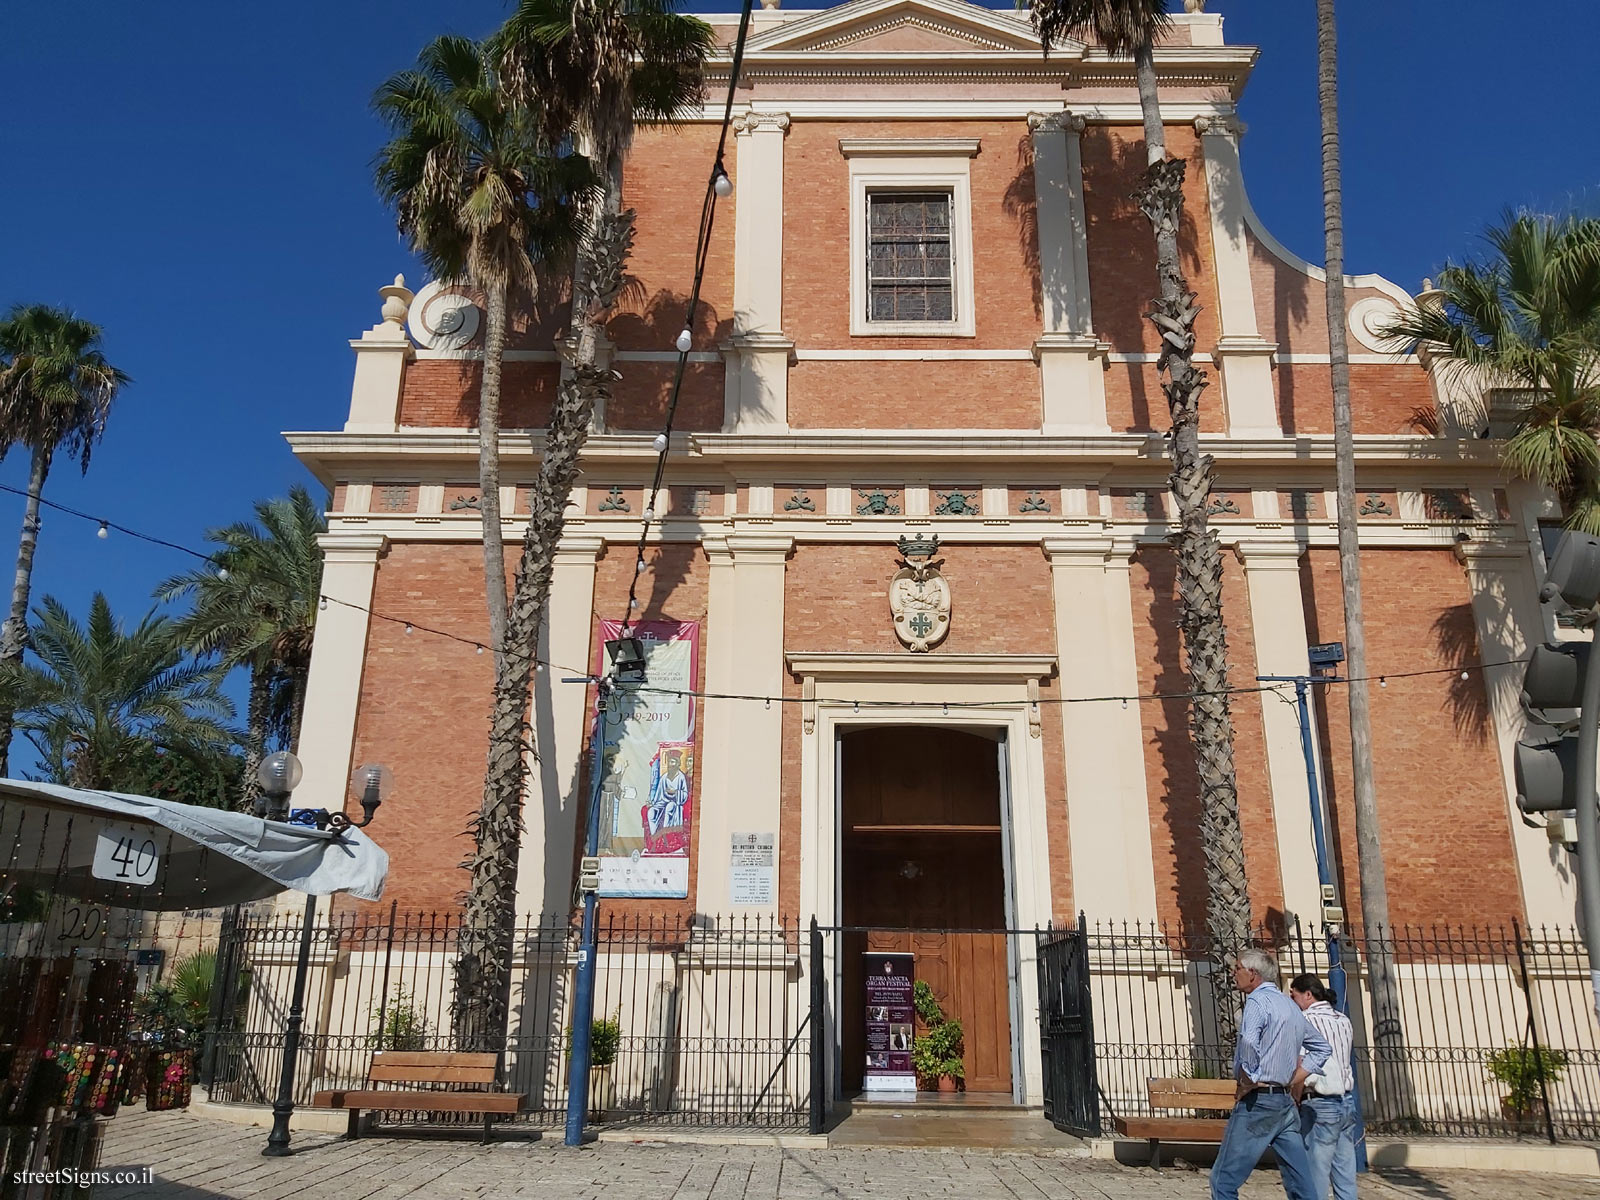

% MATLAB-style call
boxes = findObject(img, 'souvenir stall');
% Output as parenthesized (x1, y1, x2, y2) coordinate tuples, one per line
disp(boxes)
(0, 780, 387, 1193)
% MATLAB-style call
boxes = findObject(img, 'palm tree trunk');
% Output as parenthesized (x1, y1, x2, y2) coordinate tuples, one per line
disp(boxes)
(1317, 0, 1408, 1118)
(241, 663, 272, 813)
(0, 444, 52, 777)
(453, 172, 637, 1051)
(1131, 45, 1252, 1053)
(479, 282, 511, 666)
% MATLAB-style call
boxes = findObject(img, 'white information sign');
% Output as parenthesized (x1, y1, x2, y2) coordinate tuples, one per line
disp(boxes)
(91, 824, 161, 887)
(729, 832, 775, 907)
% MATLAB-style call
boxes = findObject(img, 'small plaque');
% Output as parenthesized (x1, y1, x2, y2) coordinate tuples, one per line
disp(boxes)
(730, 832, 775, 906)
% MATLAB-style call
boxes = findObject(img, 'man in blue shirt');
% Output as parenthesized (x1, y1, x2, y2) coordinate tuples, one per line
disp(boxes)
(1210, 948, 1332, 1200)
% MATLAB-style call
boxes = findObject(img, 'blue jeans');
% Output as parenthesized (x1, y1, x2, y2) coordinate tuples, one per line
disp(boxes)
(1209, 1091, 1316, 1200)
(1300, 1093, 1358, 1200)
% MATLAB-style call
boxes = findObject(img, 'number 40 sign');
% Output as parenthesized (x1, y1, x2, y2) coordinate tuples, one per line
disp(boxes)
(90, 824, 162, 886)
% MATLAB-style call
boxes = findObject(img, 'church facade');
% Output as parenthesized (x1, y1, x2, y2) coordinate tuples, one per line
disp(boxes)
(288, 0, 1575, 964)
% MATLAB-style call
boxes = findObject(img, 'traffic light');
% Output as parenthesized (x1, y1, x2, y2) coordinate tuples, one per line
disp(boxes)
(1517, 532, 1600, 818)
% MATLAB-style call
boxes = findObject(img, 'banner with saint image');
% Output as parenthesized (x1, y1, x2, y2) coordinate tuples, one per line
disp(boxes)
(594, 619, 699, 897)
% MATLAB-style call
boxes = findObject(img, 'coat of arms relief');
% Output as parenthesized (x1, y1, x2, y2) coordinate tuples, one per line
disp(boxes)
(890, 535, 951, 652)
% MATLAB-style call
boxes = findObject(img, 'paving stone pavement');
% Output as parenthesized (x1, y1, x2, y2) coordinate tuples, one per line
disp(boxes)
(91, 1110, 1600, 1200)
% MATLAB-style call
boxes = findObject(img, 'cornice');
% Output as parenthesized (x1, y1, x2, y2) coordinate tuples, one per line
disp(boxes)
(286, 430, 1510, 480)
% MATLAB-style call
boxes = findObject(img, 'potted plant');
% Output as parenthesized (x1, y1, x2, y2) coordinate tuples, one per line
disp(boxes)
(908, 982, 964, 1092)
(1487, 1045, 1566, 1130)
(567, 1012, 623, 1116)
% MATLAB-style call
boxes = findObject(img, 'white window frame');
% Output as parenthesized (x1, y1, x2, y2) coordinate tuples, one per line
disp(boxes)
(848, 153, 976, 338)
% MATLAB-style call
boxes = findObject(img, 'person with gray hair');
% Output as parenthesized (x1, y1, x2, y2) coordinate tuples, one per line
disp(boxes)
(1210, 948, 1333, 1200)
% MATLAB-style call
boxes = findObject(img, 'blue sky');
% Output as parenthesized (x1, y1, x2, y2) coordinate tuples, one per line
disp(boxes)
(1, 0, 1596, 744)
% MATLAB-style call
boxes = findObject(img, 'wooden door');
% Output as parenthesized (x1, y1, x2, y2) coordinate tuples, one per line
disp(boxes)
(840, 728, 1012, 1094)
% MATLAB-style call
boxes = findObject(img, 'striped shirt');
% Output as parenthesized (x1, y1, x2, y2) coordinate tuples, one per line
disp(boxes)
(1301, 1000, 1354, 1095)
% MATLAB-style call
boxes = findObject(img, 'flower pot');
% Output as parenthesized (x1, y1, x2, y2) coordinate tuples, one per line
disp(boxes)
(937, 1075, 958, 1094)
(590, 1063, 617, 1118)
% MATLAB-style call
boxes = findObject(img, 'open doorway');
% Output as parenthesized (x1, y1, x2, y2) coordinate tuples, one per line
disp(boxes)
(838, 725, 1015, 1098)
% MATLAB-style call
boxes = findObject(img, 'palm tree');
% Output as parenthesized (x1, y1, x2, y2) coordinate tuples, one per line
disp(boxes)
(1317, 0, 1408, 1104)
(156, 486, 326, 811)
(0, 305, 128, 776)
(1383, 215, 1600, 528)
(428, 0, 713, 1049)
(5, 593, 236, 792)
(375, 35, 598, 663)
(1031, 0, 1252, 1037)
(374, 38, 602, 1049)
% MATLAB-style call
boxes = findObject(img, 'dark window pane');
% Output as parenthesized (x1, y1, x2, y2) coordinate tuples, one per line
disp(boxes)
(865, 190, 955, 324)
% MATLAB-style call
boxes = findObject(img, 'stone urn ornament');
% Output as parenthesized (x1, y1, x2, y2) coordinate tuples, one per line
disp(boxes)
(890, 535, 951, 653)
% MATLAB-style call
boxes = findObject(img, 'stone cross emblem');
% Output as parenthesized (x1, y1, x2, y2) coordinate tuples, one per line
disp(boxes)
(889, 535, 952, 653)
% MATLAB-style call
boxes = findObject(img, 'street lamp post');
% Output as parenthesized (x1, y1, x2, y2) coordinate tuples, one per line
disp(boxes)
(262, 756, 392, 1157)
(564, 637, 646, 1147)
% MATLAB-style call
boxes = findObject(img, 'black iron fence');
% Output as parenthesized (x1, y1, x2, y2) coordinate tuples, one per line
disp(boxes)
(1086, 919, 1600, 1141)
(205, 909, 810, 1130)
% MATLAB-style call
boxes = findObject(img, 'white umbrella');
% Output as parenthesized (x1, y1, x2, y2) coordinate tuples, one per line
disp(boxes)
(0, 778, 388, 910)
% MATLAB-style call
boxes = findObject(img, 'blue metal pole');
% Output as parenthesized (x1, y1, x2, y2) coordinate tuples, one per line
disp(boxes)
(564, 679, 611, 1147)
(1290, 677, 1368, 1173)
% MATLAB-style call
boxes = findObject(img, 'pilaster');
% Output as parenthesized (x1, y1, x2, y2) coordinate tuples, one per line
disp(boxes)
(1044, 536, 1157, 920)
(1030, 111, 1109, 435)
(696, 535, 792, 915)
(520, 535, 607, 917)
(725, 111, 792, 433)
(294, 533, 388, 812)
(1196, 116, 1281, 438)
(1237, 540, 1324, 925)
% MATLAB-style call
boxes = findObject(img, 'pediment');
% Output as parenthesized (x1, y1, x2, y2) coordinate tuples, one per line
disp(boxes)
(745, 0, 1082, 57)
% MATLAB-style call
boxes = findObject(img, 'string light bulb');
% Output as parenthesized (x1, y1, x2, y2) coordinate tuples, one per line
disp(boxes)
(404, 623, 414, 635)
(636, 558, 647, 574)
(97, 522, 109, 539)
(216, 566, 229, 581)
(1379, 676, 1387, 688)
(675, 328, 693, 353)
(476, 644, 485, 655)
(652, 433, 668, 453)
(318, 596, 327, 611)
(712, 163, 732, 198)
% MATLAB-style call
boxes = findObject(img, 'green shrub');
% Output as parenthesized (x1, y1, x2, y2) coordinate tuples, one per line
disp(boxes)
(565, 1012, 624, 1068)
(1487, 1045, 1567, 1114)
(370, 987, 429, 1051)
(912, 980, 944, 1026)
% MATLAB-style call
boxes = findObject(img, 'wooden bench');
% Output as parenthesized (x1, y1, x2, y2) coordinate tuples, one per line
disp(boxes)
(312, 1051, 524, 1142)
(1111, 1077, 1235, 1168)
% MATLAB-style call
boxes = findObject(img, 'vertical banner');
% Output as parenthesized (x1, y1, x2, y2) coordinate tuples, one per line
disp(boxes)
(863, 952, 917, 1093)
(595, 619, 700, 897)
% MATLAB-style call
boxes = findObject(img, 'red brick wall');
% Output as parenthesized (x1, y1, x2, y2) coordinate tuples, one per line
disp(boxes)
(784, 543, 1054, 655)
(1085, 125, 1220, 359)
(348, 543, 500, 914)
(397, 360, 561, 428)
(1276, 363, 1436, 436)
(788, 359, 1038, 429)
(1299, 549, 1524, 927)
(604, 125, 736, 433)
(1129, 547, 1285, 930)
